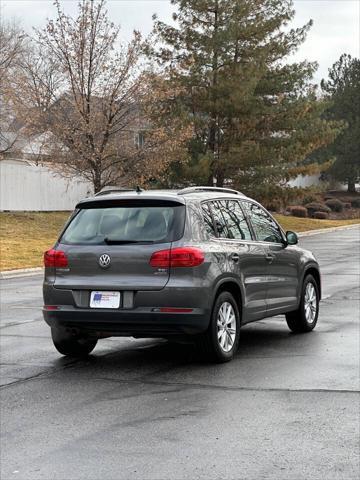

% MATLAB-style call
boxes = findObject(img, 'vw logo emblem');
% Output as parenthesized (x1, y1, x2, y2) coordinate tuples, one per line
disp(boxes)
(99, 254, 111, 269)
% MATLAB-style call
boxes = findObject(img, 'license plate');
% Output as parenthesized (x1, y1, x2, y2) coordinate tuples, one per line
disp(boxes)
(90, 291, 121, 309)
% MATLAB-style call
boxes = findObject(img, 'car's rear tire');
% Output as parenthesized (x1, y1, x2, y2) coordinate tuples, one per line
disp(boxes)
(51, 328, 97, 357)
(286, 274, 320, 333)
(196, 291, 240, 363)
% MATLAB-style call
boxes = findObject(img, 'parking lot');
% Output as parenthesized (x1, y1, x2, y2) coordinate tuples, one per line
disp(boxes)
(1, 227, 359, 480)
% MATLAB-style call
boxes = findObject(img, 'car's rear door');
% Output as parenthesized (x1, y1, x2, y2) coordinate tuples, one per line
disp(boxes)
(53, 199, 185, 292)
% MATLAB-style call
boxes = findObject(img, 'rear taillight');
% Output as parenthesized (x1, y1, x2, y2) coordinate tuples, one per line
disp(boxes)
(149, 247, 204, 268)
(43, 249, 68, 268)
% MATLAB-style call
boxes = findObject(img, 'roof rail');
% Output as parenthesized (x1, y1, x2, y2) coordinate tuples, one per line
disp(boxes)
(94, 187, 134, 196)
(177, 186, 243, 196)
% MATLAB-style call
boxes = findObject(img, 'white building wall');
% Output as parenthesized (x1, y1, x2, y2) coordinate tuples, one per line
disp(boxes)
(0, 160, 93, 211)
(288, 173, 347, 190)
(288, 174, 321, 188)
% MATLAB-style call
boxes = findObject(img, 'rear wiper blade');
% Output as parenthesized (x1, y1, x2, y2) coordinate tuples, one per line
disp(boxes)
(104, 238, 155, 245)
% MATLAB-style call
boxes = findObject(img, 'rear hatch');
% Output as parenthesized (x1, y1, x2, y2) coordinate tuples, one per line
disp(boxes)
(53, 198, 185, 291)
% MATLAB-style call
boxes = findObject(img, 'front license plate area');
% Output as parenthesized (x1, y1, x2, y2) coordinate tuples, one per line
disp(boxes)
(90, 291, 121, 309)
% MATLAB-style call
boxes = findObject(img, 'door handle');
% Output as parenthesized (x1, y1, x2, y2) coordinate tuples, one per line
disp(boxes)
(231, 253, 240, 263)
(265, 253, 275, 263)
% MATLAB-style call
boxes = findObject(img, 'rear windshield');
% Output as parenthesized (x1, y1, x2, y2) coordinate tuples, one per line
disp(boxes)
(60, 204, 185, 245)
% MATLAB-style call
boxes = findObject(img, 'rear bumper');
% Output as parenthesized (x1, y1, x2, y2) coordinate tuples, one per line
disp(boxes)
(43, 279, 212, 337)
(43, 307, 209, 337)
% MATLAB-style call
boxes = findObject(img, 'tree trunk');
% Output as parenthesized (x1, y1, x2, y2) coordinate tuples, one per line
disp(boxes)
(93, 170, 102, 193)
(348, 180, 356, 193)
(208, 1, 220, 189)
(207, 174, 214, 186)
(216, 171, 224, 188)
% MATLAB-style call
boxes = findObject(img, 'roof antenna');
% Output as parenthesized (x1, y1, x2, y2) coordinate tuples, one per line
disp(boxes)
(135, 185, 143, 193)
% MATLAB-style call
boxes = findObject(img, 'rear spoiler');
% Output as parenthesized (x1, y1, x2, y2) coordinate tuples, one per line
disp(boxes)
(76, 197, 185, 209)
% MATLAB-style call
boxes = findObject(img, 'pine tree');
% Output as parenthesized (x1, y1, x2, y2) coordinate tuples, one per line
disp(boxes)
(149, 0, 341, 200)
(321, 54, 360, 193)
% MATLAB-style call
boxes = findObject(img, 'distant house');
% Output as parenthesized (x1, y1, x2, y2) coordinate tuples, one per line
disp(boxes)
(0, 102, 147, 211)
(0, 119, 93, 211)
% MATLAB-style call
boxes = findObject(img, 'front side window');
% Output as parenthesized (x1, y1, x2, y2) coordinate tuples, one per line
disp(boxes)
(242, 201, 283, 243)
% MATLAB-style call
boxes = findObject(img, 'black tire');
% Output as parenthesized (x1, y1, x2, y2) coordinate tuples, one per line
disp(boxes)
(51, 328, 97, 357)
(196, 291, 240, 363)
(286, 274, 320, 333)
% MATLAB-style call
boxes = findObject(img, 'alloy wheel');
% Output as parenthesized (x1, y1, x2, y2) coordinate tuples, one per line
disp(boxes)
(304, 282, 317, 324)
(217, 301, 237, 353)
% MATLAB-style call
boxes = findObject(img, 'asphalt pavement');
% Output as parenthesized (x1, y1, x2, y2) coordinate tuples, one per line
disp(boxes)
(1, 227, 359, 480)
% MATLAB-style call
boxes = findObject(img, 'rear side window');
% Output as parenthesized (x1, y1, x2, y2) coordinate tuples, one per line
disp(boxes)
(201, 202, 216, 237)
(209, 201, 229, 237)
(61, 204, 185, 245)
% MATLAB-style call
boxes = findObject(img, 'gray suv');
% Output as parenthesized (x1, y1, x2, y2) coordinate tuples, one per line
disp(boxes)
(43, 186, 321, 363)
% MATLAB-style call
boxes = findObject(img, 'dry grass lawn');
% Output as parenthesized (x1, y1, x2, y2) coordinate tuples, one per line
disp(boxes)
(0, 212, 70, 271)
(274, 214, 360, 233)
(0, 211, 359, 271)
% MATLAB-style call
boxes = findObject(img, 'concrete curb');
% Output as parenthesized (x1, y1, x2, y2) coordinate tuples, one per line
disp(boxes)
(0, 267, 43, 279)
(0, 223, 359, 280)
(298, 223, 359, 237)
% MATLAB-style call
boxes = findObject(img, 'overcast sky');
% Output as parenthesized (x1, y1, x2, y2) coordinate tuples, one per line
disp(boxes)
(1, 0, 359, 84)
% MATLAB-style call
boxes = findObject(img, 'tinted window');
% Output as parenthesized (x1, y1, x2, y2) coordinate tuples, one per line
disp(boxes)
(242, 201, 283, 243)
(217, 200, 252, 240)
(201, 202, 216, 237)
(209, 201, 229, 237)
(61, 205, 185, 245)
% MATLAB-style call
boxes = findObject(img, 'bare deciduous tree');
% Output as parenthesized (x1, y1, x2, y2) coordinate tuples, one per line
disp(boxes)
(12, 0, 189, 193)
(0, 21, 26, 155)
(0, 20, 24, 73)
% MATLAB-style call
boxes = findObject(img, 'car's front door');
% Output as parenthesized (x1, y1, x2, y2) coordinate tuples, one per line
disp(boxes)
(241, 201, 299, 314)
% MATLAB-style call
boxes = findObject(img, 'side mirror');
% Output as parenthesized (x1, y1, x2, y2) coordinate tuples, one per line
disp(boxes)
(286, 230, 298, 245)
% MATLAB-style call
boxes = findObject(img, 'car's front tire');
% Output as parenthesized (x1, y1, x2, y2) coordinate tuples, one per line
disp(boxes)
(51, 327, 97, 357)
(286, 274, 320, 333)
(196, 291, 240, 363)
